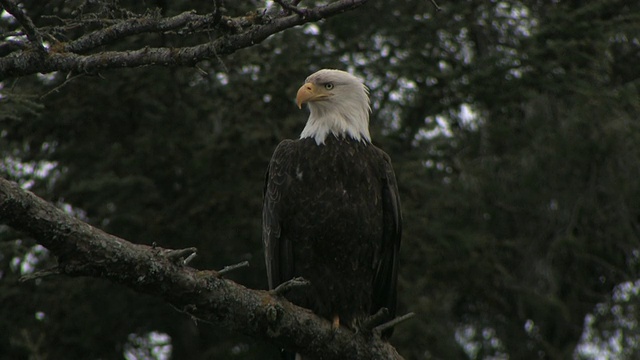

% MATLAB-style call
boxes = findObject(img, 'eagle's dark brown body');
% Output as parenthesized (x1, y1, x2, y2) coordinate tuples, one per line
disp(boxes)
(263, 135, 401, 335)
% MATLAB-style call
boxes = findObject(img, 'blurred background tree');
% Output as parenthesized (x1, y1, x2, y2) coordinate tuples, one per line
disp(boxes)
(1, 0, 639, 359)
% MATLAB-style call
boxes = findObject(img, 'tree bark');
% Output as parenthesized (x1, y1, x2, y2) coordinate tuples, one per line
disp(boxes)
(0, 1, 404, 357)
(0, 0, 369, 79)
(0, 177, 402, 359)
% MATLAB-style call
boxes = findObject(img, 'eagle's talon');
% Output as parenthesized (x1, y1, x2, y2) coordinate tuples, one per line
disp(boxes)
(332, 315, 340, 330)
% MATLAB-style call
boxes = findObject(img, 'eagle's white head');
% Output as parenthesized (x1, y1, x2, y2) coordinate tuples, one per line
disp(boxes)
(296, 69, 371, 145)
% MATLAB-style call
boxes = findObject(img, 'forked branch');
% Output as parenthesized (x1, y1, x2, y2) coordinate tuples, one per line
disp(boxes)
(0, 0, 369, 79)
(0, 177, 402, 359)
(0, 0, 46, 53)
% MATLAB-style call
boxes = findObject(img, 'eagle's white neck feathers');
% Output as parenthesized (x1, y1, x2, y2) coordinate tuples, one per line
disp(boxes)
(299, 69, 371, 145)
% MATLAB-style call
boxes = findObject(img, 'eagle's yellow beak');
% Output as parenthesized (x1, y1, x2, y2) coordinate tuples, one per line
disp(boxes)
(296, 83, 316, 109)
(296, 82, 330, 109)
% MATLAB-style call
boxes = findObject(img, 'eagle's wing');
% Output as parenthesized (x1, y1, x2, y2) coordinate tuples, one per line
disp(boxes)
(263, 140, 297, 290)
(372, 149, 402, 338)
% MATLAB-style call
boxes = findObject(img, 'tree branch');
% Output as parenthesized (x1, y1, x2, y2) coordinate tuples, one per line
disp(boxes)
(274, 0, 307, 16)
(0, 0, 369, 79)
(60, 10, 216, 54)
(0, 176, 402, 359)
(0, 0, 46, 54)
(429, 0, 442, 12)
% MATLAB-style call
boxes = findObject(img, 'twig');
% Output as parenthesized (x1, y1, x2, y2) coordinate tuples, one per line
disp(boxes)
(61, 10, 210, 54)
(0, 29, 25, 38)
(362, 307, 390, 332)
(194, 65, 208, 75)
(429, 0, 442, 12)
(19, 267, 61, 282)
(163, 247, 198, 265)
(273, 0, 306, 16)
(169, 303, 216, 326)
(0, 0, 46, 54)
(217, 260, 250, 276)
(183, 252, 197, 265)
(40, 72, 85, 99)
(373, 312, 416, 334)
(0, 0, 370, 78)
(271, 277, 310, 295)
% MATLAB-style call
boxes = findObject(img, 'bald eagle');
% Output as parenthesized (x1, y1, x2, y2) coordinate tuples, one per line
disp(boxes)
(263, 69, 402, 358)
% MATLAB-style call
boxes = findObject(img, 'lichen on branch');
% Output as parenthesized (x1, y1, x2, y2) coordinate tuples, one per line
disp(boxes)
(0, 0, 369, 79)
(0, 176, 402, 359)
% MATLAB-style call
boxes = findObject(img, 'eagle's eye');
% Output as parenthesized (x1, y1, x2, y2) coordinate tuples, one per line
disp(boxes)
(324, 83, 334, 90)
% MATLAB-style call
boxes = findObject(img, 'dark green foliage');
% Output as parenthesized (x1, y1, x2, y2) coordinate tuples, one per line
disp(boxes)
(2, 1, 640, 359)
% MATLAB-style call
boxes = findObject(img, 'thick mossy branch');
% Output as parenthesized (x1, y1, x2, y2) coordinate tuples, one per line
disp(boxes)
(0, 0, 369, 79)
(0, 177, 402, 359)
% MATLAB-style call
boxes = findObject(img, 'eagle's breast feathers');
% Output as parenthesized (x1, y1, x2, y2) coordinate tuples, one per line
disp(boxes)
(262, 69, 402, 359)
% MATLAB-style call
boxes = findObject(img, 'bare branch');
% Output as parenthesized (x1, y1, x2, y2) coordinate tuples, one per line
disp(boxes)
(429, 0, 442, 12)
(362, 307, 390, 332)
(163, 247, 198, 264)
(39, 72, 85, 99)
(274, 0, 307, 16)
(271, 277, 310, 295)
(0, 0, 46, 53)
(0, 176, 402, 359)
(217, 260, 250, 276)
(61, 10, 218, 54)
(0, 0, 369, 79)
(374, 312, 416, 335)
(19, 266, 61, 282)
